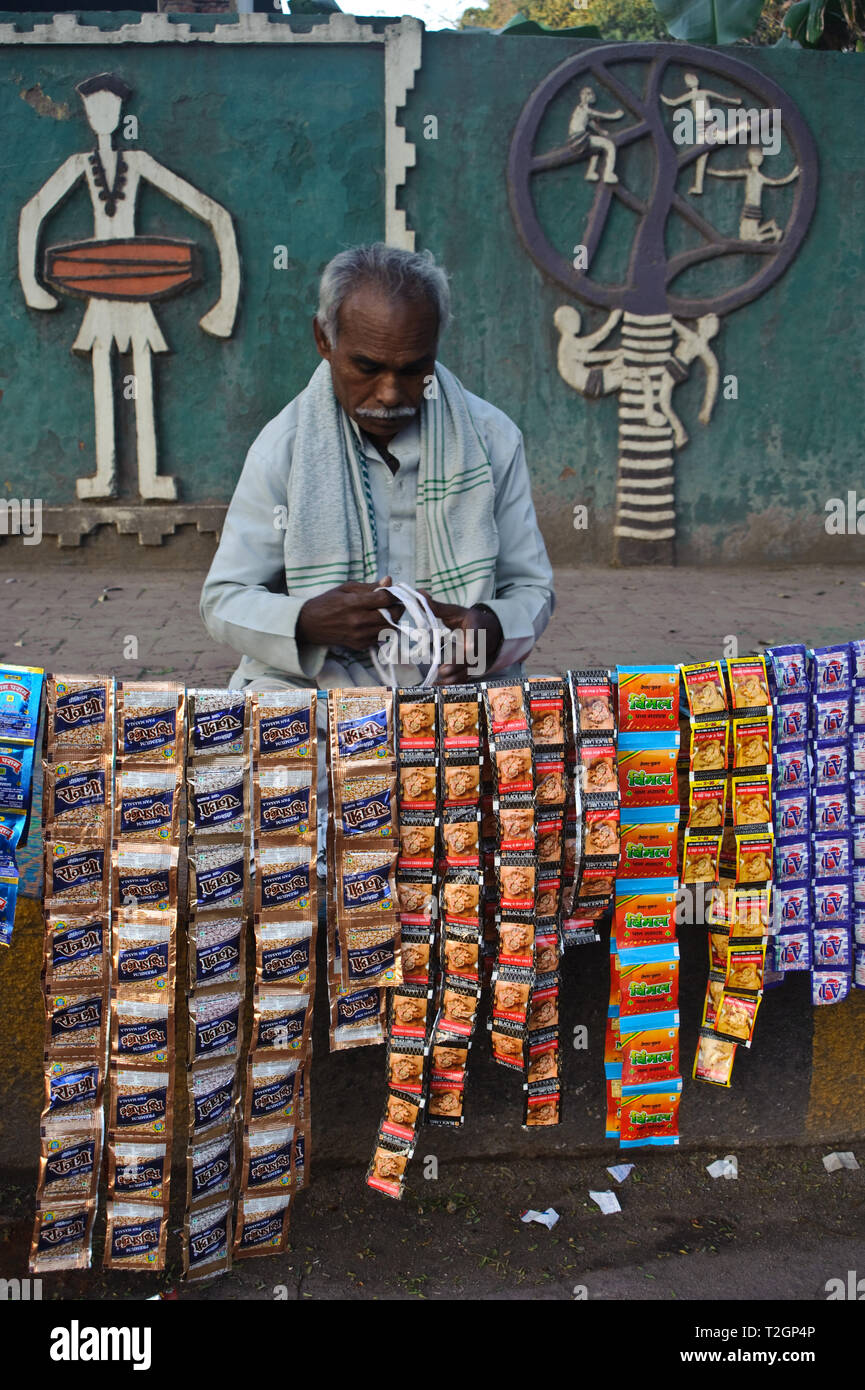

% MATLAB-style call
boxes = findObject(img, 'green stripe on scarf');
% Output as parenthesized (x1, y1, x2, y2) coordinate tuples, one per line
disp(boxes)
(282, 360, 498, 608)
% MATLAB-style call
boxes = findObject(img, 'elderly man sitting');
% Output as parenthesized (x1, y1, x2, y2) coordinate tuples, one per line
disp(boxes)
(200, 242, 554, 690)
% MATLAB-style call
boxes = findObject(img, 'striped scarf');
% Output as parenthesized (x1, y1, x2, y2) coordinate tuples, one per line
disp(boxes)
(282, 359, 498, 605)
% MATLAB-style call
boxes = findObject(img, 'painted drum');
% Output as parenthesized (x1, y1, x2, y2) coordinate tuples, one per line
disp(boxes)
(44, 237, 201, 303)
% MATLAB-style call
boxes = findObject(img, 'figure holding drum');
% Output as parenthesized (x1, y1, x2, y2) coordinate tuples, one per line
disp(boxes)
(18, 73, 240, 502)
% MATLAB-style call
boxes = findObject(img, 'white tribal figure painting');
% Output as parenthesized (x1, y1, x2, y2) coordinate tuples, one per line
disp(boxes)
(18, 73, 240, 502)
(508, 43, 817, 563)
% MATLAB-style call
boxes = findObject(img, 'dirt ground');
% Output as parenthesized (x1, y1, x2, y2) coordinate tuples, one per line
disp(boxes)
(2, 1143, 862, 1302)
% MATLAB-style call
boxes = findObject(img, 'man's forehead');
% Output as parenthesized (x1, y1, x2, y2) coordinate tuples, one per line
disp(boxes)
(337, 285, 438, 359)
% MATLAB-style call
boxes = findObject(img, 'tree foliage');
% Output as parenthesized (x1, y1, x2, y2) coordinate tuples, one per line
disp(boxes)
(457, 0, 864, 44)
(459, 0, 665, 34)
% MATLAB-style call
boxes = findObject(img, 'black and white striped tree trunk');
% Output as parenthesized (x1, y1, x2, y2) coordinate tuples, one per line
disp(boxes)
(614, 311, 676, 566)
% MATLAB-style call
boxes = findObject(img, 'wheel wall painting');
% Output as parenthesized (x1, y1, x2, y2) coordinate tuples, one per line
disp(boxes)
(507, 43, 817, 565)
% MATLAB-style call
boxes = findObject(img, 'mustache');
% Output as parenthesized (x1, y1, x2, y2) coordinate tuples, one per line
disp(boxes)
(355, 406, 417, 421)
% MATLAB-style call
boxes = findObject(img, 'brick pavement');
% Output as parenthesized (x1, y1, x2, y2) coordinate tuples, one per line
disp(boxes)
(4, 559, 865, 681)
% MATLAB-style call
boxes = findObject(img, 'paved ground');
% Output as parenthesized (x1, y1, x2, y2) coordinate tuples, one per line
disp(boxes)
(2, 554, 865, 1300)
(4, 555, 864, 683)
(1, 1143, 863, 1302)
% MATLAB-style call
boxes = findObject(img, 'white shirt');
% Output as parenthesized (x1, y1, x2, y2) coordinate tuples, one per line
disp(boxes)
(200, 377, 555, 688)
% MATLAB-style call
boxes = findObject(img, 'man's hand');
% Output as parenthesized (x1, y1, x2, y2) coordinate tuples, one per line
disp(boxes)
(419, 594, 503, 685)
(297, 578, 402, 652)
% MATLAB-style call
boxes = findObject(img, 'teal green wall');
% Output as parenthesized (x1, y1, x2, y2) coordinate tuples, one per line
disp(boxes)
(0, 20, 862, 562)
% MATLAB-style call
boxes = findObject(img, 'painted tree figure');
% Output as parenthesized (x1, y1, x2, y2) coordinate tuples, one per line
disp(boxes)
(706, 149, 801, 244)
(566, 86, 625, 184)
(659, 72, 744, 196)
(507, 43, 817, 564)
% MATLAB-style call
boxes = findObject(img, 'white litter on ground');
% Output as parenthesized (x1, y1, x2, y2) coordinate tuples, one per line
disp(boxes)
(706, 1155, 738, 1180)
(606, 1164, 635, 1184)
(589, 1190, 622, 1215)
(520, 1207, 560, 1229)
(823, 1151, 860, 1173)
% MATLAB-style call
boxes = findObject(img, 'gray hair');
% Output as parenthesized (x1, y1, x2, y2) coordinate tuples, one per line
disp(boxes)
(317, 243, 451, 345)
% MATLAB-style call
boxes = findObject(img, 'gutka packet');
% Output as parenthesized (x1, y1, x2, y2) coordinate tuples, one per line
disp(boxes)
(618, 945, 680, 1017)
(617, 667, 679, 733)
(618, 1081, 682, 1148)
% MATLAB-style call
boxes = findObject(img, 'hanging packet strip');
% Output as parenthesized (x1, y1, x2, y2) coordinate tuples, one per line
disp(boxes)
(617, 734, 679, 808)
(244, 689, 314, 1246)
(689, 718, 729, 774)
(693, 1034, 737, 1086)
(733, 715, 773, 771)
(190, 762, 247, 838)
(254, 690, 317, 764)
(618, 1080, 682, 1148)
(681, 661, 728, 718)
(116, 684, 184, 765)
(44, 913, 108, 987)
(0, 870, 20, 948)
(711, 989, 761, 1046)
(727, 656, 770, 713)
(618, 807, 680, 878)
(767, 644, 809, 697)
(0, 665, 44, 744)
(619, 1012, 680, 1085)
(183, 690, 249, 1286)
(46, 676, 112, 756)
(617, 945, 680, 1016)
(482, 679, 539, 1095)
(33, 673, 113, 1271)
(614, 880, 678, 949)
(813, 644, 853, 695)
(111, 685, 183, 1276)
(43, 757, 110, 840)
(617, 666, 679, 734)
(688, 775, 727, 830)
(0, 742, 36, 814)
(188, 688, 247, 757)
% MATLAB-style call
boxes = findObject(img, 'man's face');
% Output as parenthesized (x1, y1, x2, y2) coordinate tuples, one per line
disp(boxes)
(313, 285, 439, 445)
